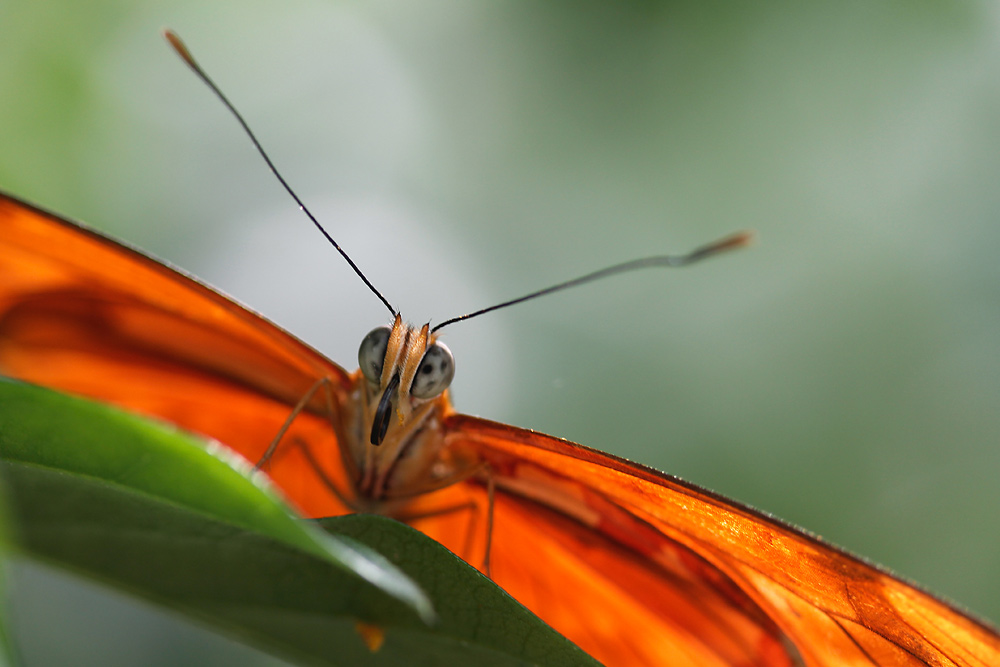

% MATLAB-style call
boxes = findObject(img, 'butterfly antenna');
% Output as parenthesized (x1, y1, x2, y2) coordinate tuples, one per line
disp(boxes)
(432, 231, 754, 332)
(163, 29, 396, 317)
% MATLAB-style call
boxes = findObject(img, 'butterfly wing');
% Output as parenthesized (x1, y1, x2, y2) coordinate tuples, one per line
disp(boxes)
(443, 413, 1000, 666)
(3, 191, 999, 666)
(0, 191, 353, 515)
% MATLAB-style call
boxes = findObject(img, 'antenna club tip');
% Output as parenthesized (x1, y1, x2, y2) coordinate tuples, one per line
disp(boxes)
(163, 29, 195, 66)
(709, 230, 756, 254)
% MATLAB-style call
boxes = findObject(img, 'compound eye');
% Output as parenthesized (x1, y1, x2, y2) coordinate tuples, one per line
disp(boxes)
(358, 326, 391, 384)
(410, 341, 455, 399)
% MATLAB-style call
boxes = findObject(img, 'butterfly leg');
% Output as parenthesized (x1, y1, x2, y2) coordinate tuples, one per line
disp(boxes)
(396, 500, 478, 549)
(255, 376, 339, 471)
(394, 496, 491, 576)
(388, 461, 496, 577)
(483, 465, 495, 577)
(291, 435, 354, 508)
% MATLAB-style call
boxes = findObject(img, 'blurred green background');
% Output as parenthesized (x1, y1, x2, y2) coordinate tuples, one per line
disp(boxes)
(3, 1, 1000, 665)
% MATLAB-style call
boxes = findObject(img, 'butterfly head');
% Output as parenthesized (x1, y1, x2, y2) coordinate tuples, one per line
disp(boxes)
(358, 314, 455, 445)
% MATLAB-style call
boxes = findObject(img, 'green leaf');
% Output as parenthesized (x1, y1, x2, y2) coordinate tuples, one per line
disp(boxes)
(319, 515, 602, 667)
(0, 380, 598, 665)
(0, 477, 18, 667)
(0, 377, 431, 624)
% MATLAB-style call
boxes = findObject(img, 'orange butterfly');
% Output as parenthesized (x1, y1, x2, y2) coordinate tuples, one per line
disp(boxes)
(2, 34, 1000, 667)
(5, 191, 1000, 667)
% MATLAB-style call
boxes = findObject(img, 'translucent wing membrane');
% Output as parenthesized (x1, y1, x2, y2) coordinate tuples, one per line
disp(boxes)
(2, 191, 999, 666)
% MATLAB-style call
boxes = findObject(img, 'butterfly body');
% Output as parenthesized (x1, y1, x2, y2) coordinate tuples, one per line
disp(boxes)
(1, 191, 999, 666)
(347, 315, 469, 503)
(261, 312, 477, 522)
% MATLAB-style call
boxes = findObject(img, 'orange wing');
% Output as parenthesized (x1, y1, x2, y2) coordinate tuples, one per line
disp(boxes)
(2, 190, 999, 666)
(0, 191, 353, 516)
(444, 415, 1000, 666)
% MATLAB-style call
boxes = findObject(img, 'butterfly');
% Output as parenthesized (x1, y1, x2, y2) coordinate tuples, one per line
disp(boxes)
(2, 33, 999, 667)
